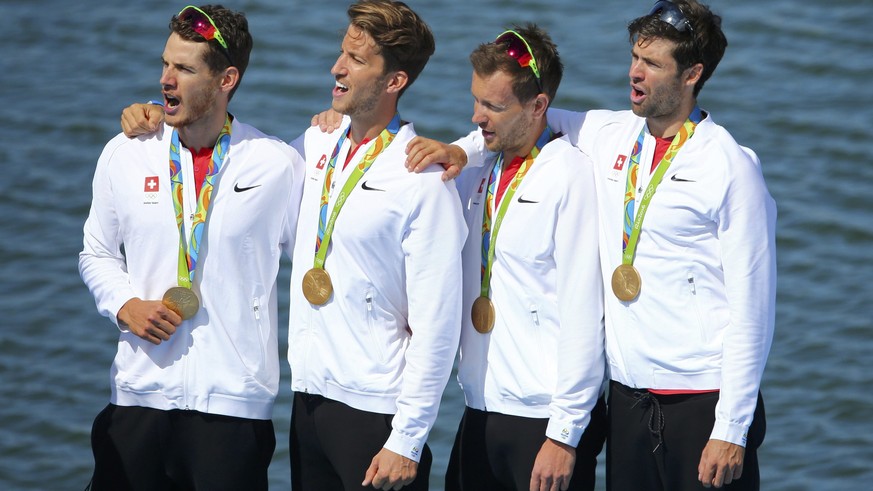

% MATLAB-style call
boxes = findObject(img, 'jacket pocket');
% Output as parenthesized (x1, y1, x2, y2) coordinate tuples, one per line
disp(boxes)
(365, 289, 388, 363)
(686, 272, 708, 344)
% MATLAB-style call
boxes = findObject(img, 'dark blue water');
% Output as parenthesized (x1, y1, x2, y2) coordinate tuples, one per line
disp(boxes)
(2, 1, 872, 489)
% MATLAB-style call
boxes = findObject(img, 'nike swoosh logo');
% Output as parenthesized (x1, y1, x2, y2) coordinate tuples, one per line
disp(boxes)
(234, 183, 262, 192)
(670, 175, 695, 182)
(361, 181, 385, 192)
(517, 196, 539, 204)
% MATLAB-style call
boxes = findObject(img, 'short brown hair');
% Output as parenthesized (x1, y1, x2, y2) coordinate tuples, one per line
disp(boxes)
(627, 0, 726, 96)
(347, 0, 435, 97)
(469, 23, 563, 106)
(171, 4, 253, 100)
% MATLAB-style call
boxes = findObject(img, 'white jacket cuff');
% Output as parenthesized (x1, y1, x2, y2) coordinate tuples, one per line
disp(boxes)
(384, 430, 426, 463)
(545, 417, 585, 447)
(709, 420, 749, 447)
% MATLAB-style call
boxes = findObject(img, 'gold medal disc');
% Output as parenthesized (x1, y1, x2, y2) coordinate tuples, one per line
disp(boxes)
(302, 268, 333, 305)
(611, 264, 642, 301)
(471, 296, 496, 334)
(162, 286, 200, 320)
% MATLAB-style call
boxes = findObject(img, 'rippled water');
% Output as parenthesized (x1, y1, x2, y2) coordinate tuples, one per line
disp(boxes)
(2, 1, 872, 489)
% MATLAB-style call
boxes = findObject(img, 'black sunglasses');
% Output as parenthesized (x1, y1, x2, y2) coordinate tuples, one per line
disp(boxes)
(648, 0, 694, 35)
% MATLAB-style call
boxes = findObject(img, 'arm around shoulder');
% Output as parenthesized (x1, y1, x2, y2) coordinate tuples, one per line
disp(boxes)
(120, 102, 166, 138)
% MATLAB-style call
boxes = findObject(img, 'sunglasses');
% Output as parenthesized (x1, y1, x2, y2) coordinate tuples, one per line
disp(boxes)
(495, 30, 543, 93)
(177, 5, 233, 65)
(648, 0, 694, 35)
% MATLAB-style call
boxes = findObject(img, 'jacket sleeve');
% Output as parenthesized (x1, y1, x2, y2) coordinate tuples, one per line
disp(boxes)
(281, 145, 306, 259)
(545, 108, 593, 153)
(383, 173, 467, 461)
(710, 145, 777, 446)
(452, 129, 492, 170)
(546, 149, 606, 446)
(78, 135, 136, 329)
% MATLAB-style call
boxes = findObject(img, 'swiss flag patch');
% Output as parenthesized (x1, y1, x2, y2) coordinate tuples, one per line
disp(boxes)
(613, 155, 627, 170)
(144, 176, 159, 192)
(316, 154, 327, 170)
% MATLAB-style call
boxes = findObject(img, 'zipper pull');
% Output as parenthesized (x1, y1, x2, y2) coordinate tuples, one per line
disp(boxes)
(253, 298, 261, 320)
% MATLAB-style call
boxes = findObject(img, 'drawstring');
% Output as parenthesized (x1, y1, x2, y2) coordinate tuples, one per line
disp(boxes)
(632, 390, 665, 453)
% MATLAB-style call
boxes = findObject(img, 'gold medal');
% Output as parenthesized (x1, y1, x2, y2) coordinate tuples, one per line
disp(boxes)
(162, 286, 200, 320)
(302, 268, 333, 305)
(611, 264, 641, 301)
(471, 296, 495, 334)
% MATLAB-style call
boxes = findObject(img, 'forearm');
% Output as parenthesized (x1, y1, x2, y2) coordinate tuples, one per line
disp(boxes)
(549, 158, 605, 446)
(713, 161, 776, 444)
(451, 129, 492, 170)
(79, 158, 135, 327)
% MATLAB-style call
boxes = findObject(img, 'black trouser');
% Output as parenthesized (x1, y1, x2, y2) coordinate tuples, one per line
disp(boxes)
(290, 391, 432, 491)
(606, 381, 766, 491)
(88, 404, 275, 491)
(445, 396, 607, 491)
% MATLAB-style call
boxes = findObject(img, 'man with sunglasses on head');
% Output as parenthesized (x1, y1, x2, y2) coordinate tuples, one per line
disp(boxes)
(408, 1, 776, 490)
(431, 25, 607, 491)
(80, 5, 303, 490)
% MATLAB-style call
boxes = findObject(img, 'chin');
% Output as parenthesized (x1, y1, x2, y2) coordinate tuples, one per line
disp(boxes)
(164, 111, 184, 127)
(331, 100, 352, 117)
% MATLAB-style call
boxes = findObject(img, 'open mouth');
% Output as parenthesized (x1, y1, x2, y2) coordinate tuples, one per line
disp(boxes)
(335, 81, 349, 94)
(164, 94, 181, 110)
(630, 85, 646, 104)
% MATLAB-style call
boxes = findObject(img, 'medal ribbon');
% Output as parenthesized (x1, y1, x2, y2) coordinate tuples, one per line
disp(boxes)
(621, 106, 702, 265)
(313, 113, 402, 269)
(479, 126, 552, 297)
(169, 114, 232, 288)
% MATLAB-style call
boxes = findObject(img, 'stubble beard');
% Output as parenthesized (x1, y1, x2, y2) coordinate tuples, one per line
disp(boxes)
(632, 76, 685, 121)
(167, 85, 219, 130)
(335, 74, 388, 120)
(487, 114, 534, 158)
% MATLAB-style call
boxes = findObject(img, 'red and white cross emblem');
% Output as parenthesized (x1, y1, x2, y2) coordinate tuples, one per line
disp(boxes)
(144, 176, 159, 192)
(613, 155, 627, 171)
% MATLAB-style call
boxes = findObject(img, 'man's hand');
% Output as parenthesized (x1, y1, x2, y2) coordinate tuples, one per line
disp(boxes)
(698, 439, 745, 488)
(362, 447, 418, 490)
(120, 103, 165, 138)
(117, 298, 182, 345)
(404, 136, 467, 181)
(310, 108, 344, 133)
(530, 438, 576, 491)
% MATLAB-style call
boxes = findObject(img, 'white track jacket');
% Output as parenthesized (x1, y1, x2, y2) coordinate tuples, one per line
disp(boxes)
(80, 119, 304, 420)
(454, 135, 605, 448)
(289, 117, 466, 461)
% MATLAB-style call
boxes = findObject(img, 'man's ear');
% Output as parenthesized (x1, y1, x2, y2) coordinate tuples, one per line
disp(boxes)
(219, 66, 241, 94)
(531, 93, 550, 119)
(385, 70, 409, 95)
(684, 62, 703, 88)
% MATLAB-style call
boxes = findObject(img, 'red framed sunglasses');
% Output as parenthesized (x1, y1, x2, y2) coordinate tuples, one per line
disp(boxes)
(495, 30, 542, 93)
(177, 5, 233, 65)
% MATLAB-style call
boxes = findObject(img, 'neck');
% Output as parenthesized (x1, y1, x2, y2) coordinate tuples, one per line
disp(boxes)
(348, 98, 398, 146)
(177, 109, 228, 152)
(646, 97, 697, 138)
(504, 118, 547, 163)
